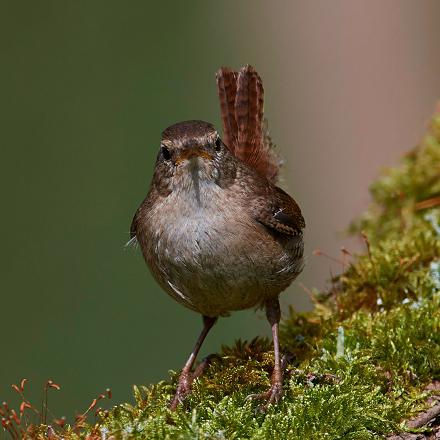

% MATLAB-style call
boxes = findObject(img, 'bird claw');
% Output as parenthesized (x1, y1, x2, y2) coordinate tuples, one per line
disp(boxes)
(246, 382, 283, 413)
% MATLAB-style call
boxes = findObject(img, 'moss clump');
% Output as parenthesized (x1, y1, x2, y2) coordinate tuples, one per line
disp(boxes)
(92, 294, 438, 439)
(15, 110, 440, 439)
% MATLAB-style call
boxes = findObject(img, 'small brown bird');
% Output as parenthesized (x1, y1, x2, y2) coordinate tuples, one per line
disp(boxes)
(130, 65, 305, 410)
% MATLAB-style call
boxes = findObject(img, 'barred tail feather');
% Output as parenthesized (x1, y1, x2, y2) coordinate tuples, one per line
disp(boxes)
(217, 65, 280, 183)
(216, 67, 238, 155)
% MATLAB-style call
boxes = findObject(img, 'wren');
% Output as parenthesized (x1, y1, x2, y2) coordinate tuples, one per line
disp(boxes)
(130, 65, 305, 410)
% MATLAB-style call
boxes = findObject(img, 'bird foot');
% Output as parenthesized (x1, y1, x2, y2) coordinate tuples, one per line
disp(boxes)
(169, 373, 192, 411)
(169, 354, 220, 411)
(247, 381, 283, 412)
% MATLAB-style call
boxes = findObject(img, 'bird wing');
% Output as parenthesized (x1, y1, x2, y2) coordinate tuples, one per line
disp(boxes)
(255, 186, 305, 236)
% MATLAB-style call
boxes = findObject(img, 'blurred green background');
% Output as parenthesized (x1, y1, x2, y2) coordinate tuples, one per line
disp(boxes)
(1, 0, 440, 419)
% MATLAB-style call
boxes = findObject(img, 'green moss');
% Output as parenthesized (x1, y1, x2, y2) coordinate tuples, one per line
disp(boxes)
(91, 293, 438, 439)
(25, 110, 440, 438)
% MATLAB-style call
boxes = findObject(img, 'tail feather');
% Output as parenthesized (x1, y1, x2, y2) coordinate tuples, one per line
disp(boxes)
(235, 65, 265, 176)
(216, 67, 238, 154)
(216, 65, 280, 183)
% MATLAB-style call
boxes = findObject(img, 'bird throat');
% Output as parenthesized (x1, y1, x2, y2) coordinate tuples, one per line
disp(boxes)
(189, 158, 201, 205)
(173, 157, 218, 209)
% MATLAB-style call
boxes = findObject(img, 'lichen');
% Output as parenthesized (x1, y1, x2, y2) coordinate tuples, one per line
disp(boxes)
(5, 109, 440, 439)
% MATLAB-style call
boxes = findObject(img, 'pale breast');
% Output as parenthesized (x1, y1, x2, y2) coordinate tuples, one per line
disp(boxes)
(141, 181, 303, 317)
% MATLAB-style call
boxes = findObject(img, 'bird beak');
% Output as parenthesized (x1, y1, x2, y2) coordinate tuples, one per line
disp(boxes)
(175, 147, 213, 165)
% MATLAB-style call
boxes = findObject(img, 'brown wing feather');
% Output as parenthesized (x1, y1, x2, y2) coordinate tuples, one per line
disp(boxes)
(216, 67, 238, 154)
(257, 186, 305, 236)
(217, 65, 280, 183)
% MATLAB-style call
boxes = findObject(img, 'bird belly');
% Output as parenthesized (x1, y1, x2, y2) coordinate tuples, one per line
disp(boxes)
(143, 188, 303, 317)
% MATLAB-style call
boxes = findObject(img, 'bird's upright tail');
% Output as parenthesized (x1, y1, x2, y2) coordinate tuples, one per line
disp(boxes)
(216, 65, 280, 183)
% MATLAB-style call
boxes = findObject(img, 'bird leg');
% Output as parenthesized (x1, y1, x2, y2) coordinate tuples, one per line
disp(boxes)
(248, 298, 283, 411)
(169, 315, 217, 410)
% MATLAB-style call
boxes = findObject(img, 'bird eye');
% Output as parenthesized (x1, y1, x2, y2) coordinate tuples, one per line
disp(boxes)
(161, 146, 171, 160)
(215, 137, 222, 151)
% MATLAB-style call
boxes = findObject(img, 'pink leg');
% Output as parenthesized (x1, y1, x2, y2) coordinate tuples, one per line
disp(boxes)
(169, 315, 217, 410)
(267, 298, 283, 404)
(248, 298, 283, 410)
